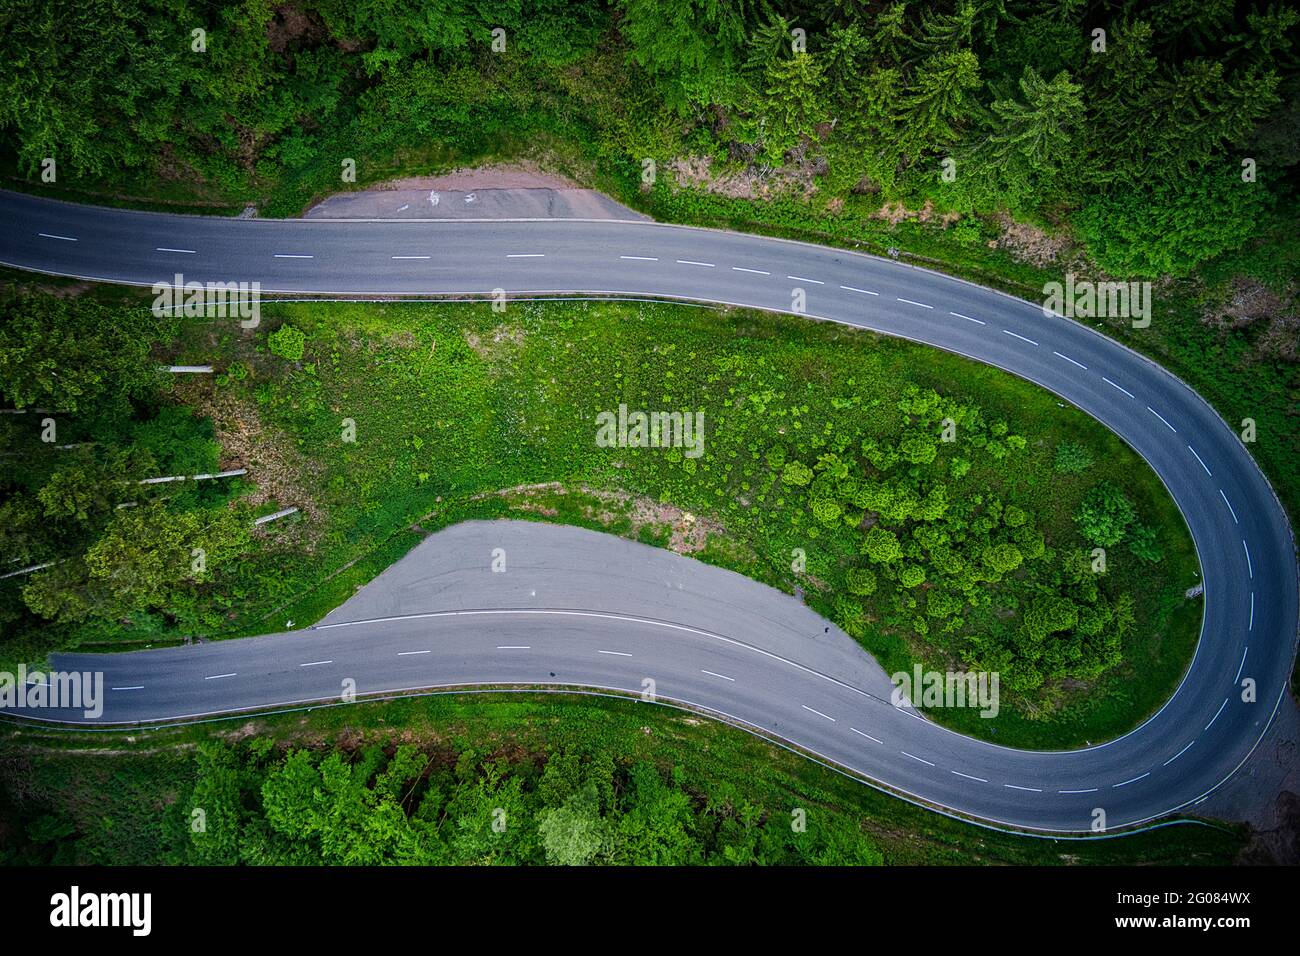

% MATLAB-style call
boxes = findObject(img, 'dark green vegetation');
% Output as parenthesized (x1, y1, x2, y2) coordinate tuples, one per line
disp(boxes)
(0, 291, 1200, 748)
(0, 693, 1246, 865)
(2, 0, 1295, 525)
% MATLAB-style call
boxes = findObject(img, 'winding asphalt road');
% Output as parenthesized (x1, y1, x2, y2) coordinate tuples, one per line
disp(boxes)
(1, 188, 1296, 833)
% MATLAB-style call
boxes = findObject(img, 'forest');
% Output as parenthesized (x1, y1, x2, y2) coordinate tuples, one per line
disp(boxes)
(1, 0, 1295, 278)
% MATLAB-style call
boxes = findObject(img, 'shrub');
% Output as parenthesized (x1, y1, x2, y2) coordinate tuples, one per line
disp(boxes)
(268, 325, 306, 362)
(845, 567, 877, 596)
(1074, 481, 1138, 547)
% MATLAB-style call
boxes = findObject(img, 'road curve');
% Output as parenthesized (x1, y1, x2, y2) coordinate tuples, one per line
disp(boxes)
(1, 189, 1296, 833)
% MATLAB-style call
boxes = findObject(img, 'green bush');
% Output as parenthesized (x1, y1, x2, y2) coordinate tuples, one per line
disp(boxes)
(268, 325, 306, 362)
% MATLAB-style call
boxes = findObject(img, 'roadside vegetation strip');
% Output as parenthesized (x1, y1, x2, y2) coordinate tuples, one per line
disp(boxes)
(0, 293, 1199, 751)
(0, 693, 1248, 867)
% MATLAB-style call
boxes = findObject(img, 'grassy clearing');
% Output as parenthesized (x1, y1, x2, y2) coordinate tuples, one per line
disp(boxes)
(113, 298, 1201, 749)
(0, 693, 1244, 866)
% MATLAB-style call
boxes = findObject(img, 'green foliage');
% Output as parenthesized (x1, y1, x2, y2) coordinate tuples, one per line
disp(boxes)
(1074, 482, 1139, 547)
(1053, 441, 1094, 474)
(268, 324, 306, 362)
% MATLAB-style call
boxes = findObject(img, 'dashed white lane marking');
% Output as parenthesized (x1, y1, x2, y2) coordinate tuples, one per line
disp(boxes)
(951, 770, 987, 782)
(897, 297, 934, 309)
(900, 751, 935, 767)
(1187, 445, 1212, 476)
(788, 274, 824, 285)
(506, 253, 544, 258)
(1234, 646, 1248, 682)
(840, 285, 879, 296)
(850, 727, 882, 743)
(391, 255, 430, 260)
(701, 669, 735, 682)
(157, 247, 196, 254)
(949, 311, 986, 325)
(204, 673, 237, 680)
(1004, 784, 1042, 792)
(1219, 488, 1239, 524)
(496, 645, 531, 650)
(1242, 540, 1253, 578)
(1164, 740, 1196, 766)
(1058, 788, 1099, 794)
(1053, 351, 1087, 370)
(397, 650, 431, 656)
(1112, 772, 1150, 788)
(1205, 697, 1229, 730)
(38, 233, 77, 241)
(1102, 376, 1135, 398)
(598, 650, 632, 657)
(1002, 329, 1039, 346)
(1249, 592, 1255, 631)
(620, 255, 658, 261)
(732, 267, 770, 275)
(274, 254, 313, 259)
(298, 660, 332, 667)
(801, 704, 835, 722)
(676, 259, 714, 267)
(111, 686, 144, 691)
(1147, 406, 1177, 432)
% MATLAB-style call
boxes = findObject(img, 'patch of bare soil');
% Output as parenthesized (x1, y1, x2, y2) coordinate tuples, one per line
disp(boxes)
(1202, 276, 1300, 363)
(988, 213, 1073, 267)
(376, 160, 583, 192)
(474, 480, 723, 555)
(464, 322, 526, 368)
(874, 199, 957, 228)
(170, 374, 325, 538)
(666, 154, 820, 202)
